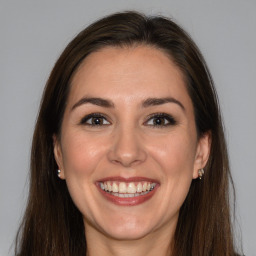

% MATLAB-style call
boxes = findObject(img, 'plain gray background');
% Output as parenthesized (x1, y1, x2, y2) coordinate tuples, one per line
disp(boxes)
(0, 0, 255, 255)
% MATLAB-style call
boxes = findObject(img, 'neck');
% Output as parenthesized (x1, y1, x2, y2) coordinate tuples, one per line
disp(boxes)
(84, 221, 175, 256)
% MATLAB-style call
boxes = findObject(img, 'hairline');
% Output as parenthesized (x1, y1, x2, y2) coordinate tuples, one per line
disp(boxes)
(58, 43, 194, 135)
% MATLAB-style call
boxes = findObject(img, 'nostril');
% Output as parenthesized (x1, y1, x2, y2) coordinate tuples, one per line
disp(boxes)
(107, 128, 147, 166)
(107, 147, 147, 167)
(110, 155, 143, 167)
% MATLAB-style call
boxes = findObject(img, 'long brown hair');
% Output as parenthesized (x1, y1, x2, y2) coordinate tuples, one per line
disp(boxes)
(15, 11, 240, 256)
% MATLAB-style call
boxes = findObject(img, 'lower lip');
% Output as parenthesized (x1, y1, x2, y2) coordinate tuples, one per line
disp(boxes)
(96, 184, 159, 206)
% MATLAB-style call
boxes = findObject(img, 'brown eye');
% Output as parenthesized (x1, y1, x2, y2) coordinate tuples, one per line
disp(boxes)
(146, 113, 176, 127)
(90, 117, 104, 125)
(81, 114, 110, 126)
(153, 117, 167, 125)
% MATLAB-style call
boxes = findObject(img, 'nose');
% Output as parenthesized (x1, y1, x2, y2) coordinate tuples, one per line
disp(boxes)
(107, 126, 147, 167)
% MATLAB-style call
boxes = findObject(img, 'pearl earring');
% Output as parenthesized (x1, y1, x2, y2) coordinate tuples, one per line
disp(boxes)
(57, 169, 61, 178)
(198, 169, 204, 180)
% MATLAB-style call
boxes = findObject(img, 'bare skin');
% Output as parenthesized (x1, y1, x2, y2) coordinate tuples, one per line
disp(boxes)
(54, 45, 211, 256)
(85, 218, 174, 256)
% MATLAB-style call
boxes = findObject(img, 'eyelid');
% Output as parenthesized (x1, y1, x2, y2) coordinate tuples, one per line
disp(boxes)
(79, 112, 176, 127)
(80, 113, 111, 125)
(144, 112, 177, 127)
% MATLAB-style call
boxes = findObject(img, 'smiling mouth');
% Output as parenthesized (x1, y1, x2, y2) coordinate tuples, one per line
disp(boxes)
(99, 181, 157, 198)
(96, 178, 159, 206)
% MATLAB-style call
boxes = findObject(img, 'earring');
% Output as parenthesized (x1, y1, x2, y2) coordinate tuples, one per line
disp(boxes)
(198, 168, 204, 180)
(57, 169, 61, 178)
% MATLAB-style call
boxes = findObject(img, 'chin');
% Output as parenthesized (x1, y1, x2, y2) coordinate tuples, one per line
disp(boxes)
(94, 214, 157, 240)
(103, 224, 152, 241)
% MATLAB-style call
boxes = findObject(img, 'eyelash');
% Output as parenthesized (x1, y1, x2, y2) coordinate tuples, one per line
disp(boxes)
(80, 113, 111, 126)
(80, 112, 177, 127)
(145, 113, 177, 127)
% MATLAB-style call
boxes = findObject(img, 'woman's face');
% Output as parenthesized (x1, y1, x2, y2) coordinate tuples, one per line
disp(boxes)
(54, 46, 210, 240)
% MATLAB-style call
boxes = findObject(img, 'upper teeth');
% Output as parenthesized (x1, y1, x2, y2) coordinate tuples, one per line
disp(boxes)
(99, 181, 156, 194)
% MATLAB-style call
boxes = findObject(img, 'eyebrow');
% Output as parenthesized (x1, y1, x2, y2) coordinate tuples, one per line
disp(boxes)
(142, 97, 185, 111)
(71, 96, 185, 111)
(71, 97, 114, 110)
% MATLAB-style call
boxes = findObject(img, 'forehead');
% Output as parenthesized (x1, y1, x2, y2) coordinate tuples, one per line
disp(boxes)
(68, 45, 192, 109)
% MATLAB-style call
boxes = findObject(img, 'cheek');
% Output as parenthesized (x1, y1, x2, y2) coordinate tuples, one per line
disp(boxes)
(60, 133, 108, 217)
(61, 132, 107, 179)
(150, 132, 197, 176)
(148, 133, 196, 207)
(161, 142, 194, 194)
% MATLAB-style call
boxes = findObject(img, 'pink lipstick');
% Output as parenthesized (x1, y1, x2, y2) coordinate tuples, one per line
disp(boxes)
(96, 176, 159, 206)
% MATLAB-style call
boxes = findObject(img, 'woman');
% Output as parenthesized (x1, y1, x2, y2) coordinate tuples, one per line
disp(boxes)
(15, 11, 240, 256)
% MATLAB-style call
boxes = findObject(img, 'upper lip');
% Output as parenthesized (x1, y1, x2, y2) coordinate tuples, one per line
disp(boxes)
(97, 176, 160, 183)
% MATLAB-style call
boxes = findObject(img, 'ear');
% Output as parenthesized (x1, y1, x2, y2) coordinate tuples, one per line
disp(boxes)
(53, 134, 66, 180)
(193, 131, 211, 179)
